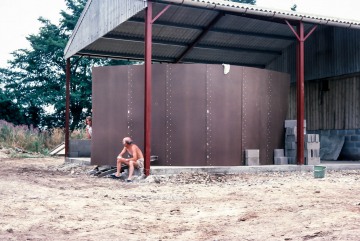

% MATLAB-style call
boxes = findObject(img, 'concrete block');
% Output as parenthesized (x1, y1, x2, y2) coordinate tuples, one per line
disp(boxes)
(346, 130, 355, 135)
(286, 135, 296, 142)
(245, 157, 259, 166)
(285, 120, 297, 128)
(286, 149, 296, 157)
(285, 142, 296, 149)
(286, 127, 296, 135)
(330, 130, 338, 135)
(69, 151, 79, 157)
(69, 139, 91, 157)
(274, 157, 288, 165)
(315, 134, 320, 142)
(351, 135, 360, 141)
(288, 157, 296, 164)
(274, 149, 284, 157)
(285, 120, 306, 128)
(304, 149, 312, 158)
(305, 142, 320, 150)
(305, 134, 312, 143)
(305, 157, 321, 165)
(312, 149, 320, 157)
(245, 149, 259, 158)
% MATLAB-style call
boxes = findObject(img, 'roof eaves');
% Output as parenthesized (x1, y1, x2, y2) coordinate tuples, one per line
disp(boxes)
(156, 0, 360, 29)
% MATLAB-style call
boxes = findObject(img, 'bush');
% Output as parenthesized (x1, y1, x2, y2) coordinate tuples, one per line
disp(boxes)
(0, 120, 87, 155)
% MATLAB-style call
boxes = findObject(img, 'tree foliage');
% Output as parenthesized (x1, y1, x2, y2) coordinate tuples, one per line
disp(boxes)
(0, 0, 132, 130)
(229, 0, 256, 4)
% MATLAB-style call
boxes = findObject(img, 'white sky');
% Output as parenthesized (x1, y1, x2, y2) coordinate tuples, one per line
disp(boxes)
(0, 0, 360, 68)
(0, 0, 66, 68)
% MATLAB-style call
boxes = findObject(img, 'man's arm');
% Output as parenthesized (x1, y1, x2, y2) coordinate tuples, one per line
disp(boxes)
(118, 147, 126, 158)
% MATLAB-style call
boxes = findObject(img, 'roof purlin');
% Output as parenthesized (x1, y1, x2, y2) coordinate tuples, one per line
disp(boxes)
(76, 50, 266, 68)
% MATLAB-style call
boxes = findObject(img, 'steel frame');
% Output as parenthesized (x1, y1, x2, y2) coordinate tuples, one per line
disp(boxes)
(285, 20, 317, 165)
(144, 1, 170, 176)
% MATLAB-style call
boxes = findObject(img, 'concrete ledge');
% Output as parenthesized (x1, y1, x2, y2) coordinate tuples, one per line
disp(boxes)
(65, 157, 91, 166)
(150, 165, 314, 175)
(63, 158, 360, 174)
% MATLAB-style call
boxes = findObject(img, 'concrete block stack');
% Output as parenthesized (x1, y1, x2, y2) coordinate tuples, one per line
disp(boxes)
(305, 134, 321, 165)
(284, 120, 306, 164)
(273, 149, 288, 165)
(284, 120, 320, 165)
(245, 149, 259, 166)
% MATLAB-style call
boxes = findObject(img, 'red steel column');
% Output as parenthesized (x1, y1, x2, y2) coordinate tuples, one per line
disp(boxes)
(297, 22, 305, 165)
(144, 1, 153, 176)
(65, 58, 71, 158)
(286, 20, 317, 165)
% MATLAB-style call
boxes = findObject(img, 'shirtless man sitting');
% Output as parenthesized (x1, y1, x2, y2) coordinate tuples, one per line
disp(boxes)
(113, 137, 144, 182)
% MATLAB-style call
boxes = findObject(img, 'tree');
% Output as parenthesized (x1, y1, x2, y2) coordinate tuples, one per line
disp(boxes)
(229, 0, 256, 4)
(0, 88, 26, 125)
(0, 0, 132, 130)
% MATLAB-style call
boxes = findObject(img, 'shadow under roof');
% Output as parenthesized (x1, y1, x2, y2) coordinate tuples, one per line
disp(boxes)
(64, 0, 360, 68)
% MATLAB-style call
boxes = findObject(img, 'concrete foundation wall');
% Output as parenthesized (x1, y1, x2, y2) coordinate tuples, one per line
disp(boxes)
(69, 140, 91, 157)
(308, 129, 360, 160)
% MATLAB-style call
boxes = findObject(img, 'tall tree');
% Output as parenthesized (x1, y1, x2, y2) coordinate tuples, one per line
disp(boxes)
(229, 0, 256, 4)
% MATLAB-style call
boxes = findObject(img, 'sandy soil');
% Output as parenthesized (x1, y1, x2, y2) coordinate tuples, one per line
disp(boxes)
(0, 151, 360, 241)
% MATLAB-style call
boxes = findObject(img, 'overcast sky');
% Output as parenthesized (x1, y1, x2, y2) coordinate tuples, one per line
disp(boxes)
(1, 0, 360, 68)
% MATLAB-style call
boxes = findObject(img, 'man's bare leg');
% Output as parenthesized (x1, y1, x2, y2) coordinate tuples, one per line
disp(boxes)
(115, 157, 129, 177)
(127, 160, 138, 180)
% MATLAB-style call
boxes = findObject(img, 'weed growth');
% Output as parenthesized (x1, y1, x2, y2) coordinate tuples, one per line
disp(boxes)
(0, 120, 86, 155)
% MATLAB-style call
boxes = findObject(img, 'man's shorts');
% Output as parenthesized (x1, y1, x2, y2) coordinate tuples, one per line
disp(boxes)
(136, 158, 144, 169)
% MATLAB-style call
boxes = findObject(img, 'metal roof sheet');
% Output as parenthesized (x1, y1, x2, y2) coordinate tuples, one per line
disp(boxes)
(65, 0, 360, 67)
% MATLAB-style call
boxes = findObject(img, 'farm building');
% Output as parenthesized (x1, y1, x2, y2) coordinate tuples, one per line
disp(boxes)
(64, 0, 360, 174)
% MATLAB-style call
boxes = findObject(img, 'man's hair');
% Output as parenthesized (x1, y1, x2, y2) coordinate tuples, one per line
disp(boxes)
(123, 137, 133, 145)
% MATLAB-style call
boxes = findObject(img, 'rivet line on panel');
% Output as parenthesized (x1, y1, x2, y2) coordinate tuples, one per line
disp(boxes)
(165, 65, 172, 165)
(127, 67, 134, 137)
(266, 73, 272, 162)
(206, 66, 213, 165)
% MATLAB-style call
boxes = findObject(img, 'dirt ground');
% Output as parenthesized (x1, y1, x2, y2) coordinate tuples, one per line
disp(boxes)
(0, 149, 360, 241)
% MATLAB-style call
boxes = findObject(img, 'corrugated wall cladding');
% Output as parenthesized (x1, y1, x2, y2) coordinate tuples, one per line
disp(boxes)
(287, 75, 360, 130)
(267, 25, 360, 82)
(64, 0, 147, 59)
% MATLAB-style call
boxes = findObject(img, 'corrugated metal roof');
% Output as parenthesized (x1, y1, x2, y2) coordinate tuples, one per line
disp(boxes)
(64, 0, 360, 68)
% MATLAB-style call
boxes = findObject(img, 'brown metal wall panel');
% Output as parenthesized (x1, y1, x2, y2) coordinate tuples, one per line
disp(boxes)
(166, 64, 207, 166)
(242, 68, 266, 163)
(92, 66, 129, 165)
(206, 65, 243, 166)
(267, 71, 290, 164)
(127, 66, 145, 151)
(91, 64, 290, 166)
(151, 64, 168, 164)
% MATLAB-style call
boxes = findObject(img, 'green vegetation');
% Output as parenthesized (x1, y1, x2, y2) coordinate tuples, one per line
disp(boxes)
(229, 0, 256, 4)
(0, 119, 85, 155)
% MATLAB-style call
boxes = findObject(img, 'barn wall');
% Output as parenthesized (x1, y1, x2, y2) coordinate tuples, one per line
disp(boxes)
(92, 64, 290, 166)
(267, 25, 360, 83)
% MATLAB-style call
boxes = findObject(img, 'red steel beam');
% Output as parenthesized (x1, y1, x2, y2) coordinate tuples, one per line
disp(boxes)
(285, 21, 317, 165)
(65, 58, 71, 158)
(144, 2, 170, 176)
(144, 1, 153, 176)
(297, 22, 305, 165)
